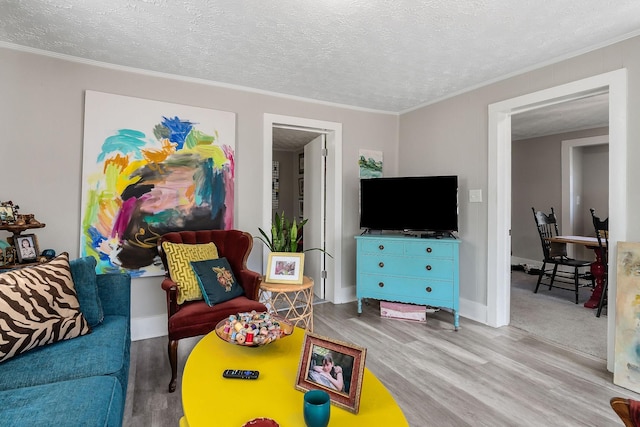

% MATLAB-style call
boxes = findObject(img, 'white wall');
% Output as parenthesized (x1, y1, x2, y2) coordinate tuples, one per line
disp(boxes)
(4, 33, 640, 339)
(0, 46, 399, 340)
(398, 34, 640, 316)
(511, 127, 608, 263)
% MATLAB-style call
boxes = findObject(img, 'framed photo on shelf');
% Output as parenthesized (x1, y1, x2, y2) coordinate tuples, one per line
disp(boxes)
(15, 233, 39, 264)
(295, 332, 367, 414)
(265, 252, 304, 284)
(0, 202, 16, 224)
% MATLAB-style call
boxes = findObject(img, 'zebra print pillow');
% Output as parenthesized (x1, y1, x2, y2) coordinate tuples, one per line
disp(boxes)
(0, 252, 90, 362)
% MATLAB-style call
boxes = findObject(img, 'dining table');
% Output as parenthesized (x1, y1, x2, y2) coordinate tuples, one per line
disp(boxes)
(548, 235, 606, 309)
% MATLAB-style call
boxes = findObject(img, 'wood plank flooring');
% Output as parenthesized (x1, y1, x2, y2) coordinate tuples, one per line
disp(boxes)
(124, 300, 639, 426)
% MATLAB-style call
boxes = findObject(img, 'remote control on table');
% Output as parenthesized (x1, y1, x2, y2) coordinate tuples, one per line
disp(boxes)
(222, 369, 259, 379)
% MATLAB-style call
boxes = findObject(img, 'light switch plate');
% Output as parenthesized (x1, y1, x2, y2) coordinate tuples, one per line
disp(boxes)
(469, 189, 482, 203)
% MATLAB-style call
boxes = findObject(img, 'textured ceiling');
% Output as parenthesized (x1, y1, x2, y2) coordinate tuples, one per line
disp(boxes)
(0, 1, 634, 144)
(512, 93, 609, 140)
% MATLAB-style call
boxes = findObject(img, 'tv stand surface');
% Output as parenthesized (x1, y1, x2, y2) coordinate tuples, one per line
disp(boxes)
(355, 234, 460, 330)
(418, 231, 455, 239)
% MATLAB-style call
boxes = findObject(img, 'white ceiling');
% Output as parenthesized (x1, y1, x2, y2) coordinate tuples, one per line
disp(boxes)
(1, 1, 635, 143)
(511, 92, 609, 141)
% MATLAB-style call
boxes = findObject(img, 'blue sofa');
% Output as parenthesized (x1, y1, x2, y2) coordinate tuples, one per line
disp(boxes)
(0, 257, 131, 427)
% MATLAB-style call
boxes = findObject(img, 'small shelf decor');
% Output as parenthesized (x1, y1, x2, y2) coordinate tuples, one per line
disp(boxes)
(0, 201, 46, 268)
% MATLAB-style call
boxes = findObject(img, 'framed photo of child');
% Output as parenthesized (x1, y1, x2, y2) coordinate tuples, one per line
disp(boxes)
(295, 332, 367, 414)
(15, 234, 39, 263)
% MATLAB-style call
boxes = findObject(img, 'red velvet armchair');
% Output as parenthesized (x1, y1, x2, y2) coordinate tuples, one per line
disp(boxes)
(157, 229, 267, 392)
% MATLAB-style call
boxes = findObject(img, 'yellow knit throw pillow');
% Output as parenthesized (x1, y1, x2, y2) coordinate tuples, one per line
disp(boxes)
(162, 241, 219, 304)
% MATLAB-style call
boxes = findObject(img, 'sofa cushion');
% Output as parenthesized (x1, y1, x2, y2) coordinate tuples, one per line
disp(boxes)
(0, 315, 129, 392)
(0, 252, 90, 363)
(191, 257, 244, 306)
(70, 255, 104, 327)
(162, 241, 219, 304)
(0, 376, 123, 427)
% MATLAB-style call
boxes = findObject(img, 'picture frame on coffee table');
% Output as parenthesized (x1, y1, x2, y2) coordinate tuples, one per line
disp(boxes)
(295, 332, 367, 414)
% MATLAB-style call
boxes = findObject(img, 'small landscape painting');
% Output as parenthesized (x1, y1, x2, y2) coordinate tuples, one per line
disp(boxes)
(358, 149, 383, 178)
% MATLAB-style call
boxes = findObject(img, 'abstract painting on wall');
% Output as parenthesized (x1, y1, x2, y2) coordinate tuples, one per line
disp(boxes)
(614, 241, 640, 392)
(358, 149, 383, 178)
(81, 91, 236, 277)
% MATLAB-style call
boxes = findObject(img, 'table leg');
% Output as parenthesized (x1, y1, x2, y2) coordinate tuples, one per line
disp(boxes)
(584, 249, 605, 309)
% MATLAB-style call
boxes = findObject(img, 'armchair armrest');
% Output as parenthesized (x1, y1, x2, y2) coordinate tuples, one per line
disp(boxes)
(161, 277, 180, 317)
(237, 269, 262, 301)
(97, 273, 131, 318)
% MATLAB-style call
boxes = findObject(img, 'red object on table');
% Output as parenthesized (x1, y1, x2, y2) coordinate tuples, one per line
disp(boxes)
(584, 246, 606, 309)
(548, 235, 606, 309)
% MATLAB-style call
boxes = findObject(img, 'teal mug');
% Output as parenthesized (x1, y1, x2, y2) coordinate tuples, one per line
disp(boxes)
(303, 389, 331, 427)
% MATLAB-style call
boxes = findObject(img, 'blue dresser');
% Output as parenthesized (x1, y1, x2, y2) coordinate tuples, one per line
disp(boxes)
(355, 234, 460, 329)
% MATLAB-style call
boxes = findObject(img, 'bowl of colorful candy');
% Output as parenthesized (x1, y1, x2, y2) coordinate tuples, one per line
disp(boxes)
(215, 311, 294, 347)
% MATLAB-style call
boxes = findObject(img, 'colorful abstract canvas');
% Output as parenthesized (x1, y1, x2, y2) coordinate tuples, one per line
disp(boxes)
(81, 91, 236, 277)
(614, 241, 640, 392)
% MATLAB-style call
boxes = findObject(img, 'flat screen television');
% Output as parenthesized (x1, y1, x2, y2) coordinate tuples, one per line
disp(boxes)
(359, 175, 459, 233)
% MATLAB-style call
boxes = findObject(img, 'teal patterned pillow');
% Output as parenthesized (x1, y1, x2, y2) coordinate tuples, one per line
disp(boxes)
(190, 258, 244, 306)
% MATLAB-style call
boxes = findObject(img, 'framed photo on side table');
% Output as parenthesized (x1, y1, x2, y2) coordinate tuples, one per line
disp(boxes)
(15, 233, 39, 263)
(295, 332, 367, 414)
(265, 252, 304, 284)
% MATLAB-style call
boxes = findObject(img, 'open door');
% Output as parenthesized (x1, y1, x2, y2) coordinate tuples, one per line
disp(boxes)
(263, 113, 342, 304)
(304, 134, 326, 299)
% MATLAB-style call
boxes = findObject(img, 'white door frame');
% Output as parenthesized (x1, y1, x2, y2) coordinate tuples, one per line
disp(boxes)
(263, 114, 343, 303)
(561, 134, 609, 256)
(488, 69, 627, 371)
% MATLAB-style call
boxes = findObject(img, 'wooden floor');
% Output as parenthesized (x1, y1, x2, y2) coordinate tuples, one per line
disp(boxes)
(124, 300, 638, 426)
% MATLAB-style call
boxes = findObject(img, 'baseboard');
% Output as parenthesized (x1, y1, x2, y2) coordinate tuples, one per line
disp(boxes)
(333, 285, 356, 304)
(131, 314, 166, 341)
(510, 256, 542, 269)
(459, 297, 486, 324)
(129, 295, 490, 341)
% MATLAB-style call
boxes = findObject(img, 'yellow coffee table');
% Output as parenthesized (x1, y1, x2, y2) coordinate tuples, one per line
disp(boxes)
(180, 327, 408, 426)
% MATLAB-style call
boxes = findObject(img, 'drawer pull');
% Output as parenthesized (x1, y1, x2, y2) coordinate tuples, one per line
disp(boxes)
(426, 247, 433, 253)
(426, 287, 432, 293)
(378, 282, 384, 288)
(378, 245, 384, 250)
(426, 265, 432, 271)
(379, 262, 384, 268)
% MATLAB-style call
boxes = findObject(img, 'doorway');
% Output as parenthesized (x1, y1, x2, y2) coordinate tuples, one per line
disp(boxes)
(263, 114, 343, 303)
(487, 69, 627, 371)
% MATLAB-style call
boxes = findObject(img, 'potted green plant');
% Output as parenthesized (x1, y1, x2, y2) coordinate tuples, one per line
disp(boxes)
(256, 211, 332, 256)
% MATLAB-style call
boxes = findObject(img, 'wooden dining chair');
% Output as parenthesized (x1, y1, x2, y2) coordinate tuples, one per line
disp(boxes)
(590, 208, 609, 317)
(531, 207, 594, 303)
